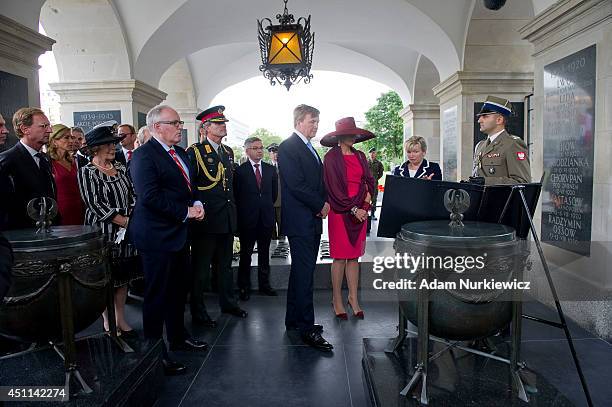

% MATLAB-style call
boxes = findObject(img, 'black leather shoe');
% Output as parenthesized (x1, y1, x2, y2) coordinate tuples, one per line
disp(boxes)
(162, 359, 187, 376)
(301, 331, 333, 351)
(238, 288, 250, 301)
(169, 338, 209, 352)
(192, 314, 217, 328)
(222, 307, 248, 318)
(259, 287, 278, 296)
(286, 324, 323, 334)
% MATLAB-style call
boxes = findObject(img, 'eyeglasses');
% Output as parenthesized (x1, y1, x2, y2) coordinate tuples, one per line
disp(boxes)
(118, 132, 135, 137)
(156, 120, 185, 128)
(248, 147, 264, 151)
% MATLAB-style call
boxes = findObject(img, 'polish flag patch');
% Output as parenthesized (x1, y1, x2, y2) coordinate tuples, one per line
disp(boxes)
(516, 152, 526, 161)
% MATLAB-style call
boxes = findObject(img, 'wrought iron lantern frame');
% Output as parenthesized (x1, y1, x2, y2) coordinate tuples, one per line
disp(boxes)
(257, 0, 315, 90)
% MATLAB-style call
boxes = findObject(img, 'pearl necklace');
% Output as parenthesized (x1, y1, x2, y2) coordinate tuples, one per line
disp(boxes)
(93, 161, 115, 173)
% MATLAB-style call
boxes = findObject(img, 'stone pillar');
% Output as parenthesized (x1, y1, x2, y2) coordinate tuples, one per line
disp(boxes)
(176, 107, 200, 146)
(399, 104, 440, 162)
(49, 80, 166, 131)
(0, 15, 54, 148)
(432, 72, 533, 181)
(520, 0, 612, 339)
(158, 59, 199, 146)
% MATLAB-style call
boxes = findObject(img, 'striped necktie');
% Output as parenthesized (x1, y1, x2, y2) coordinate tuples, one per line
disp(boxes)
(169, 148, 191, 191)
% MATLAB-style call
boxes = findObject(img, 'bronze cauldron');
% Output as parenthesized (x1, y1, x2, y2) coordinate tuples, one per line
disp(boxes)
(0, 226, 109, 342)
(394, 220, 521, 341)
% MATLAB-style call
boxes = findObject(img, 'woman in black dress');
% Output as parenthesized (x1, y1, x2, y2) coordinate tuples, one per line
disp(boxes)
(78, 125, 139, 338)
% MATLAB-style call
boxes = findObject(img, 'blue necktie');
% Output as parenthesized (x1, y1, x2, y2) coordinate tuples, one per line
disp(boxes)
(306, 141, 319, 162)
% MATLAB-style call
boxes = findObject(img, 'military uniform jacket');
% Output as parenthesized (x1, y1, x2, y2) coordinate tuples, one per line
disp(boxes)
(368, 159, 384, 183)
(187, 140, 237, 234)
(272, 162, 281, 208)
(472, 130, 531, 185)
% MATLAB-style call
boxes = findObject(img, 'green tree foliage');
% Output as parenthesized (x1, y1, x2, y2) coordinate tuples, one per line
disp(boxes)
(362, 91, 404, 169)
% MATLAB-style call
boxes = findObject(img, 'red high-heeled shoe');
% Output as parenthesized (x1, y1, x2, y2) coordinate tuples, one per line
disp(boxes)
(332, 303, 348, 320)
(347, 299, 365, 319)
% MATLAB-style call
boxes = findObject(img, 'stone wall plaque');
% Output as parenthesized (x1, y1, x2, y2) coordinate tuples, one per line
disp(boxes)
(0, 71, 28, 151)
(542, 45, 596, 256)
(473, 102, 525, 149)
(442, 105, 457, 181)
(73, 110, 121, 133)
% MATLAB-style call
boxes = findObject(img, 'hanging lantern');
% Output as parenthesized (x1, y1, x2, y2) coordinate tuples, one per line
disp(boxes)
(257, 0, 315, 91)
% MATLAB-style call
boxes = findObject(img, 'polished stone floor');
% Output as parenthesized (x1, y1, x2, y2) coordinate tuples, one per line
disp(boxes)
(82, 291, 612, 407)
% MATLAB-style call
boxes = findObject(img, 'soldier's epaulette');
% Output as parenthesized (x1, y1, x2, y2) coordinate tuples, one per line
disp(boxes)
(509, 135, 528, 149)
(187, 143, 201, 151)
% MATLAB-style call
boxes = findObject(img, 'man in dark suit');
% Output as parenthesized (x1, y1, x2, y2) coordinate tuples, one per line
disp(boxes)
(187, 105, 247, 326)
(0, 114, 9, 146)
(115, 123, 137, 166)
(0, 108, 56, 231)
(234, 136, 278, 300)
(267, 143, 283, 240)
(129, 105, 208, 376)
(279, 104, 333, 351)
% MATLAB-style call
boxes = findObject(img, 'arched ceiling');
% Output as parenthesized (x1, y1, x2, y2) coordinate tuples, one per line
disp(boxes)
(188, 42, 413, 106)
(114, 0, 468, 103)
(5, 0, 560, 109)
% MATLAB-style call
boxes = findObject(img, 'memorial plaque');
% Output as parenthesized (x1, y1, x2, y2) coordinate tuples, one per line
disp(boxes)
(442, 105, 457, 181)
(542, 45, 596, 256)
(137, 112, 146, 129)
(0, 71, 28, 151)
(473, 102, 525, 149)
(73, 110, 121, 133)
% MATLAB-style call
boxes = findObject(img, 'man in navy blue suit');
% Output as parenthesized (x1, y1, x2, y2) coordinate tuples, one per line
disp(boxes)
(234, 136, 278, 300)
(279, 104, 333, 351)
(130, 105, 208, 375)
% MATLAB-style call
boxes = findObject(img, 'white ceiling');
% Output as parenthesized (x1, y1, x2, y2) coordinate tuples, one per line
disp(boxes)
(2, 0, 556, 106)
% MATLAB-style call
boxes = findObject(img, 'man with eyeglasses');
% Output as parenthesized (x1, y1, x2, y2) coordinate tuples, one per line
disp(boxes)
(0, 107, 56, 230)
(187, 105, 247, 327)
(129, 105, 207, 375)
(234, 136, 278, 301)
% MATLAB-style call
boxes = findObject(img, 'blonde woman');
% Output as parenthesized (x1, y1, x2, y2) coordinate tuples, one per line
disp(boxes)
(48, 124, 84, 225)
(393, 136, 442, 180)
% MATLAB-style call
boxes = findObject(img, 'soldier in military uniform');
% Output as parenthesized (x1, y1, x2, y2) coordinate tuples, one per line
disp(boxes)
(187, 105, 247, 325)
(367, 147, 384, 220)
(267, 143, 283, 240)
(472, 96, 531, 185)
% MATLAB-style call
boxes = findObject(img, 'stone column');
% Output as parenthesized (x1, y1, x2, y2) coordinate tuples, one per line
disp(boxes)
(158, 59, 199, 146)
(176, 107, 200, 146)
(520, 0, 612, 339)
(432, 72, 533, 181)
(0, 15, 54, 148)
(49, 80, 166, 131)
(399, 104, 440, 162)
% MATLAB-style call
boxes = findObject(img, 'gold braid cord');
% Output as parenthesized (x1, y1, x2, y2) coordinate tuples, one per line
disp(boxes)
(192, 145, 224, 191)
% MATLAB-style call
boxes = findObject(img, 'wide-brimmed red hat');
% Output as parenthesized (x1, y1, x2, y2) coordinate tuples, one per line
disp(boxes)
(320, 117, 375, 147)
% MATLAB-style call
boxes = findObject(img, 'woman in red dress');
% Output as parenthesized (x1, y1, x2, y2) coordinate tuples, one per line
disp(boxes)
(322, 117, 376, 319)
(48, 124, 84, 225)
